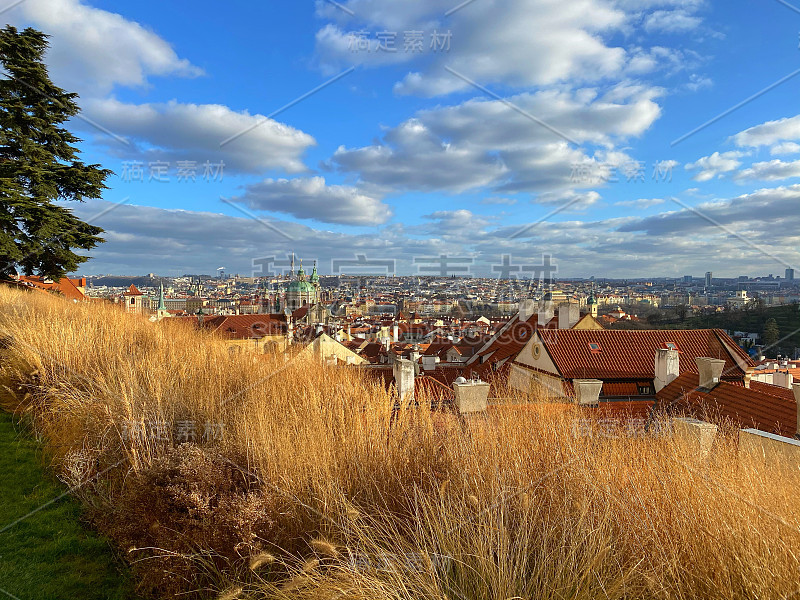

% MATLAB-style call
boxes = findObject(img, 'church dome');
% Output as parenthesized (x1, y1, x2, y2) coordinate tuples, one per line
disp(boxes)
(287, 279, 315, 293)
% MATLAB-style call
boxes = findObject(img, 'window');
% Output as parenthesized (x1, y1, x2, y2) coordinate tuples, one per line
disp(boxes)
(588, 342, 602, 353)
(638, 384, 652, 395)
(664, 341, 679, 351)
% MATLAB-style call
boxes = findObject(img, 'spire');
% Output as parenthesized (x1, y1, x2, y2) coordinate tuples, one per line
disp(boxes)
(310, 260, 319, 284)
(157, 281, 167, 311)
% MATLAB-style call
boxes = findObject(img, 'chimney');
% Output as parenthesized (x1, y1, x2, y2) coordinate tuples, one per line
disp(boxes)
(695, 357, 725, 390)
(744, 366, 755, 389)
(774, 370, 794, 389)
(654, 348, 680, 392)
(573, 379, 603, 406)
(793, 382, 800, 438)
(422, 355, 436, 371)
(410, 345, 420, 365)
(393, 324, 399, 343)
(453, 379, 489, 415)
(393, 358, 415, 403)
(538, 298, 555, 324)
(519, 299, 536, 322)
(558, 304, 580, 330)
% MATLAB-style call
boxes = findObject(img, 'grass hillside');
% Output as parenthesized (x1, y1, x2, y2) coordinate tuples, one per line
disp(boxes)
(0, 285, 799, 599)
(0, 412, 135, 600)
(683, 303, 800, 355)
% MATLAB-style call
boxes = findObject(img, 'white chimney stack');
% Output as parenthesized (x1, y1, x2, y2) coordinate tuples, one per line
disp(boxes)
(774, 371, 794, 389)
(695, 357, 725, 390)
(392, 324, 399, 343)
(573, 379, 603, 406)
(558, 303, 580, 330)
(453, 379, 489, 414)
(519, 299, 536, 322)
(393, 358, 415, 403)
(654, 348, 680, 392)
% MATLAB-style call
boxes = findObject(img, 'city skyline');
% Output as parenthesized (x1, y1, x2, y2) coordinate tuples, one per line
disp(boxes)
(5, 0, 800, 277)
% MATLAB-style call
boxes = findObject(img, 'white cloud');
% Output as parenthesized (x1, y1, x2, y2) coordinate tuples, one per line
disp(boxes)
(534, 190, 602, 210)
(614, 198, 665, 208)
(84, 98, 316, 174)
(69, 185, 800, 278)
(685, 151, 745, 181)
(316, 0, 629, 97)
(770, 142, 800, 156)
(422, 210, 492, 235)
(329, 119, 508, 193)
(329, 86, 660, 195)
(643, 10, 702, 33)
(7, 0, 203, 95)
(734, 159, 800, 183)
(232, 177, 392, 226)
(732, 115, 800, 149)
(481, 197, 518, 206)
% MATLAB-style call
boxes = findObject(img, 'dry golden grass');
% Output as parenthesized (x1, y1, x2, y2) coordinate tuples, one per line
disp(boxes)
(0, 285, 799, 599)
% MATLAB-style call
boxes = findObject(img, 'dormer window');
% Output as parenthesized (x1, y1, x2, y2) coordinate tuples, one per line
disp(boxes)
(588, 342, 602, 353)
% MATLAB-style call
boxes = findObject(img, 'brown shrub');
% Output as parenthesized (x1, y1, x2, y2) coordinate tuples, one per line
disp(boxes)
(97, 444, 293, 598)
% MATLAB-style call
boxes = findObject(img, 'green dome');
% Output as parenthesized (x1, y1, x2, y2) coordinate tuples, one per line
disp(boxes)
(287, 280, 315, 293)
(310, 262, 319, 283)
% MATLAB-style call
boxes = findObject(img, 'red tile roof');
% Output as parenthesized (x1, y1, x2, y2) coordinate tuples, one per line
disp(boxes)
(14, 276, 87, 302)
(540, 329, 751, 381)
(656, 372, 797, 438)
(192, 314, 287, 339)
(124, 284, 143, 296)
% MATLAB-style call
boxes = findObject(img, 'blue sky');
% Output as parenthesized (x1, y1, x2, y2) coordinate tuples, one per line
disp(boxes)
(7, 0, 800, 277)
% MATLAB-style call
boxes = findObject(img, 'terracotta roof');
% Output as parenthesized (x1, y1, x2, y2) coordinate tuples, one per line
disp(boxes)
(200, 314, 287, 339)
(656, 372, 797, 438)
(15, 276, 86, 302)
(292, 305, 310, 319)
(601, 381, 653, 397)
(124, 284, 143, 296)
(540, 329, 752, 381)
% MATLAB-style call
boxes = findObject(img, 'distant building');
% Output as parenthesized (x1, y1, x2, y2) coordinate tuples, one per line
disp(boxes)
(705, 271, 713, 288)
(786, 268, 795, 282)
(285, 261, 320, 312)
(727, 289, 749, 309)
(121, 284, 150, 314)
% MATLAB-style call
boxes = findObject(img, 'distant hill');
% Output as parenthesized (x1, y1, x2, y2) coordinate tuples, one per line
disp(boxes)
(88, 275, 160, 288)
(613, 303, 800, 357)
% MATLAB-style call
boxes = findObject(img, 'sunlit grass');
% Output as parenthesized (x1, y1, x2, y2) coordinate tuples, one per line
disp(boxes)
(0, 284, 798, 599)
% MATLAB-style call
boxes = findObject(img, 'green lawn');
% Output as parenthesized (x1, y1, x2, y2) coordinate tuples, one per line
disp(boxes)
(0, 412, 136, 600)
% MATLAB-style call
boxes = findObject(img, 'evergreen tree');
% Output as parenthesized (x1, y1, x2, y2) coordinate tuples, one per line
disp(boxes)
(0, 26, 109, 280)
(763, 318, 780, 349)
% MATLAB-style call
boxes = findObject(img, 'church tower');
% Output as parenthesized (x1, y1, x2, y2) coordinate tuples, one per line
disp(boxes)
(587, 284, 598, 318)
(285, 259, 317, 311)
(154, 281, 170, 321)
